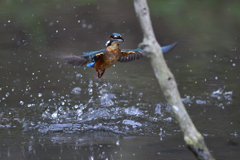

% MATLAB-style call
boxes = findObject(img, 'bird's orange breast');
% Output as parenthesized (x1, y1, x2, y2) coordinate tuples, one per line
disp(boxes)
(94, 47, 121, 70)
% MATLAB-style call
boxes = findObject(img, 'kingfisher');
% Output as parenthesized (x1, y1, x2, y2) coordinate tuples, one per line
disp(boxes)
(63, 33, 177, 78)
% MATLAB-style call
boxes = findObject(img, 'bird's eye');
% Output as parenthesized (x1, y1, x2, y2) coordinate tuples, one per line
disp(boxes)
(114, 35, 117, 38)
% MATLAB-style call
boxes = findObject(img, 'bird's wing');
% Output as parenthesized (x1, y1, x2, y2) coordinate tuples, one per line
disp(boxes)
(63, 55, 89, 66)
(161, 42, 178, 53)
(118, 42, 178, 62)
(81, 48, 105, 57)
(118, 48, 143, 62)
(63, 49, 106, 66)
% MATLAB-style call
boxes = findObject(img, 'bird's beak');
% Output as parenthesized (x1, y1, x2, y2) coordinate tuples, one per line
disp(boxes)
(117, 37, 124, 42)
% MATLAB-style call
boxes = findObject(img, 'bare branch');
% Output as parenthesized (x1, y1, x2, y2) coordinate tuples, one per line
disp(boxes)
(133, 0, 215, 159)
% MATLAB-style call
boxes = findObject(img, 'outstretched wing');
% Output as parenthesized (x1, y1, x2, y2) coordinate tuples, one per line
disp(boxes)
(161, 42, 178, 53)
(63, 48, 106, 66)
(81, 48, 105, 58)
(118, 48, 143, 62)
(63, 55, 89, 66)
(118, 42, 178, 63)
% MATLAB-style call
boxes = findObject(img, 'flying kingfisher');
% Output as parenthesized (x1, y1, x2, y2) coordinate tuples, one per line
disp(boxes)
(63, 33, 177, 78)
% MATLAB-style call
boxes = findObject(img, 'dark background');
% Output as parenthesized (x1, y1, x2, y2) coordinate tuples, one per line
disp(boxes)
(0, 0, 239, 159)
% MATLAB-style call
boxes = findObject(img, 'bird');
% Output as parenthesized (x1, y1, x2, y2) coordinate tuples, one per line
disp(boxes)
(63, 33, 177, 78)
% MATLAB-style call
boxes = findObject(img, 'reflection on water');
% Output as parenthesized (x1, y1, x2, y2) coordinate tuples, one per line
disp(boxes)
(1, 0, 240, 159)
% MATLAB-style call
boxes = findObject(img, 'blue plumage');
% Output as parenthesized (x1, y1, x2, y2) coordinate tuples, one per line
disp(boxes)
(65, 33, 177, 75)
(161, 42, 178, 53)
(82, 42, 177, 59)
(86, 62, 95, 67)
(81, 49, 105, 57)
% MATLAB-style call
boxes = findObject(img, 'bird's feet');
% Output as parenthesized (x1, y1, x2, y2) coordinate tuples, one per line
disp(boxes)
(97, 69, 105, 78)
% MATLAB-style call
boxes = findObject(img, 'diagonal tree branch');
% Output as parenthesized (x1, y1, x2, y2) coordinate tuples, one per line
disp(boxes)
(133, 0, 214, 159)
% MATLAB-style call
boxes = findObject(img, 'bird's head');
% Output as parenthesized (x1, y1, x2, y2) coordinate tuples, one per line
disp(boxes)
(107, 38, 124, 46)
(105, 33, 124, 46)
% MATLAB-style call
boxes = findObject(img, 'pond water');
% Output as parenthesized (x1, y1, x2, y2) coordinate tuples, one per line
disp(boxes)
(0, 0, 240, 159)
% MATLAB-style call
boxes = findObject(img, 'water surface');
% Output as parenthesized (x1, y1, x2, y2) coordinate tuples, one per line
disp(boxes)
(0, 0, 240, 159)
